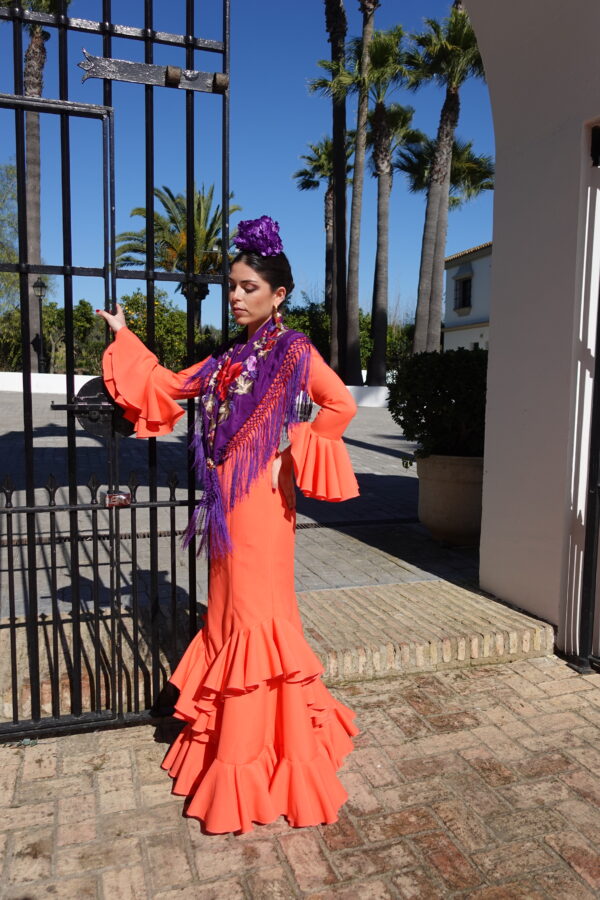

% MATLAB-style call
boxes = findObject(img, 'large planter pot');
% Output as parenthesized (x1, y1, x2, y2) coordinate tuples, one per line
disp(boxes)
(416, 454, 484, 546)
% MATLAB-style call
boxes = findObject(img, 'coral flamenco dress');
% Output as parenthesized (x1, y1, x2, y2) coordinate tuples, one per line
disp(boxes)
(102, 323, 360, 834)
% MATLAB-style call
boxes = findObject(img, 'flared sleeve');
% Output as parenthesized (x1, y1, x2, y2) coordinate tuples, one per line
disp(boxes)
(102, 327, 206, 438)
(289, 346, 359, 502)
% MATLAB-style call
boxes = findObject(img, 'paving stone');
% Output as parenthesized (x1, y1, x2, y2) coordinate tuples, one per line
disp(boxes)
(153, 880, 245, 899)
(377, 776, 452, 813)
(359, 808, 438, 844)
(535, 867, 598, 899)
(432, 799, 494, 852)
(497, 777, 573, 809)
(7, 827, 53, 884)
(513, 751, 573, 778)
(544, 830, 600, 889)
(55, 835, 142, 876)
(279, 831, 337, 892)
(487, 807, 567, 841)
(391, 866, 445, 898)
(332, 841, 418, 880)
(411, 831, 482, 890)
(1, 801, 55, 831)
(561, 769, 600, 807)
(244, 864, 297, 899)
(3, 875, 98, 898)
(188, 831, 279, 881)
(306, 880, 397, 899)
(461, 750, 517, 786)
(318, 811, 362, 851)
(464, 884, 545, 900)
(472, 838, 556, 880)
(145, 831, 194, 892)
(101, 865, 149, 899)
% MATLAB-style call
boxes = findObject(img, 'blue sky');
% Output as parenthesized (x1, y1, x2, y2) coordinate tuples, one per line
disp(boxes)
(0, 0, 494, 328)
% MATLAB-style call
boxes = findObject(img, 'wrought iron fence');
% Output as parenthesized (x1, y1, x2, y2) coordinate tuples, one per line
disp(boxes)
(0, 0, 230, 740)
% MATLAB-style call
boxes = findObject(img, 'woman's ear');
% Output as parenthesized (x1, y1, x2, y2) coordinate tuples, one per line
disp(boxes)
(274, 287, 286, 306)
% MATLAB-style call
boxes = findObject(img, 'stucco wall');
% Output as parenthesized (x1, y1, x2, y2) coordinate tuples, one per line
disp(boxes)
(443, 249, 491, 350)
(465, 1, 600, 648)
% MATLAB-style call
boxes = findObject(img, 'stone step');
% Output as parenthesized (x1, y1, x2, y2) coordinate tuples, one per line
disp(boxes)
(299, 580, 554, 683)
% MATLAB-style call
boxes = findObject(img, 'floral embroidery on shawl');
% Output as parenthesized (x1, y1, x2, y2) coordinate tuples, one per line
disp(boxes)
(182, 320, 311, 558)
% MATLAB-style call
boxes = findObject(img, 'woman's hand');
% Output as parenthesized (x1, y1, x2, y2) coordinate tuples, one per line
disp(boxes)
(96, 302, 126, 333)
(272, 447, 296, 510)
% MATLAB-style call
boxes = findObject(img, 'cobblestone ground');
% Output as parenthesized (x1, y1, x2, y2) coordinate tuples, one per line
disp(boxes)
(2, 655, 600, 898)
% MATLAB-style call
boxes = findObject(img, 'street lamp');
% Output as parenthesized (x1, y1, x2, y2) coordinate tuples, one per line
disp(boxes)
(32, 277, 47, 373)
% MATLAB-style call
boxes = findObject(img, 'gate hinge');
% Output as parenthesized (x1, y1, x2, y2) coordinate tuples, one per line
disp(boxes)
(78, 50, 229, 94)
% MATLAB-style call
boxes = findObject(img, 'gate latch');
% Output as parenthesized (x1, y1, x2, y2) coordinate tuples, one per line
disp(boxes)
(51, 376, 135, 439)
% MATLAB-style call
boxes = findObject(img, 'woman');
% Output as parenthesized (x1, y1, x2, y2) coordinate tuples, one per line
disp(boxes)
(98, 216, 360, 834)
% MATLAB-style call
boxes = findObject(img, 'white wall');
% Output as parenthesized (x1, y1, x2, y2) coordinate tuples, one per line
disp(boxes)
(465, 0, 600, 649)
(443, 325, 489, 352)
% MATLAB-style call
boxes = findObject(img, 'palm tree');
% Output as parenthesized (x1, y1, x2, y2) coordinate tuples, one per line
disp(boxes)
(116, 185, 238, 330)
(351, 24, 411, 387)
(293, 136, 353, 358)
(366, 102, 423, 385)
(312, 1, 381, 383)
(0, 0, 71, 371)
(396, 135, 494, 350)
(407, 0, 484, 353)
(396, 135, 494, 206)
(324, 0, 349, 374)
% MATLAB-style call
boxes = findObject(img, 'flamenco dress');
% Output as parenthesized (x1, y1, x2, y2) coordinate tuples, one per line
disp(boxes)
(102, 324, 360, 834)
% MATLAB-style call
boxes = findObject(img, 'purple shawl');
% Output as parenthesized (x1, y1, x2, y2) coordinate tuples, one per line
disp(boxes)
(182, 319, 312, 558)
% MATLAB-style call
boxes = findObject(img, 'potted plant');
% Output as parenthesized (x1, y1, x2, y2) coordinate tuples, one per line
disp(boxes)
(388, 348, 488, 546)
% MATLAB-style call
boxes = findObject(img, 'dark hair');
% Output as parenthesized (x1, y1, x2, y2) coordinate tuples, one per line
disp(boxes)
(232, 250, 295, 299)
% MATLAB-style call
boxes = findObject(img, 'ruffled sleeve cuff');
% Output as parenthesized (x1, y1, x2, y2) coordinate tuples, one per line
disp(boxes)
(289, 422, 359, 502)
(102, 328, 187, 438)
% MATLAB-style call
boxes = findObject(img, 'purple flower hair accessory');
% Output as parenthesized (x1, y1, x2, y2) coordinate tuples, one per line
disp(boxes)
(234, 215, 284, 257)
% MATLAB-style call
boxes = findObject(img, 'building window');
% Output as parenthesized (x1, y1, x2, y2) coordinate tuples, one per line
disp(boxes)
(454, 277, 472, 310)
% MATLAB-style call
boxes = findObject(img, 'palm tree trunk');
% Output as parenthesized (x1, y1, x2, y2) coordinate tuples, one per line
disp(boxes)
(426, 166, 451, 351)
(325, 0, 348, 374)
(324, 183, 334, 361)
(367, 107, 391, 387)
(24, 26, 46, 373)
(412, 86, 459, 354)
(345, 0, 379, 384)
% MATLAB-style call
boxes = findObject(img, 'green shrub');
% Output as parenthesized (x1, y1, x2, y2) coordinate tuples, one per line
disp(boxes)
(388, 348, 488, 457)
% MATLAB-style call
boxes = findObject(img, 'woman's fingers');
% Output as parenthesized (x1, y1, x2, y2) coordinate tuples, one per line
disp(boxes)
(95, 303, 126, 333)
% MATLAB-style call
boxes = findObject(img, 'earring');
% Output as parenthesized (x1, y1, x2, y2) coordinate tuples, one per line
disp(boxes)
(272, 304, 284, 332)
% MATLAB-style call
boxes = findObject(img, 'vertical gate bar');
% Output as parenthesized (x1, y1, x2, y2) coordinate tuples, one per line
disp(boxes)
(100, 0, 118, 721)
(144, 0, 161, 707)
(185, 0, 198, 639)
(13, 14, 41, 723)
(57, 2, 83, 717)
(221, 0, 230, 344)
(5, 504, 19, 722)
(129, 487, 140, 711)
(169, 486, 177, 673)
(48, 496, 60, 718)
(89, 484, 102, 712)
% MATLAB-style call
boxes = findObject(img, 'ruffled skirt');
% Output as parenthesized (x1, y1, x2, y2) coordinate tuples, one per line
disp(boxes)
(162, 617, 358, 834)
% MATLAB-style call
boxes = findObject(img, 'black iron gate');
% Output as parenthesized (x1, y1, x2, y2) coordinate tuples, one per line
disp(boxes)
(0, 1, 230, 740)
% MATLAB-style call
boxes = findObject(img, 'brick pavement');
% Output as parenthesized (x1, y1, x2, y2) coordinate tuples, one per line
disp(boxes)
(2, 655, 600, 898)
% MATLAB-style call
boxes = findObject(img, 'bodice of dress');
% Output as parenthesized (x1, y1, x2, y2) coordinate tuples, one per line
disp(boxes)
(102, 326, 359, 502)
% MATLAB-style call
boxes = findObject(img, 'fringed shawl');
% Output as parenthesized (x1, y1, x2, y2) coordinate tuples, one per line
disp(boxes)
(182, 319, 311, 558)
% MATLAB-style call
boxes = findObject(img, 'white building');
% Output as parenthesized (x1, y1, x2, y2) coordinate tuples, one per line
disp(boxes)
(466, 0, 600, 663)
(442, 242, 491, 351)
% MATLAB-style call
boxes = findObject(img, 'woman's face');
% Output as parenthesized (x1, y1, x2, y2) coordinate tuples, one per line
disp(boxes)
(228, 260, 285, 338)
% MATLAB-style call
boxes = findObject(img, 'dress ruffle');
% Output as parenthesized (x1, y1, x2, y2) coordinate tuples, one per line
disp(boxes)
(102, 328, 198, 437)
(289, 422, 360, 502)
(161, 617, 358, 834)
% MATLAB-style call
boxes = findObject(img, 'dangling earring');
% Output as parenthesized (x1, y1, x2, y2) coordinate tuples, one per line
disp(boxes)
(272, 303, 284, 332)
